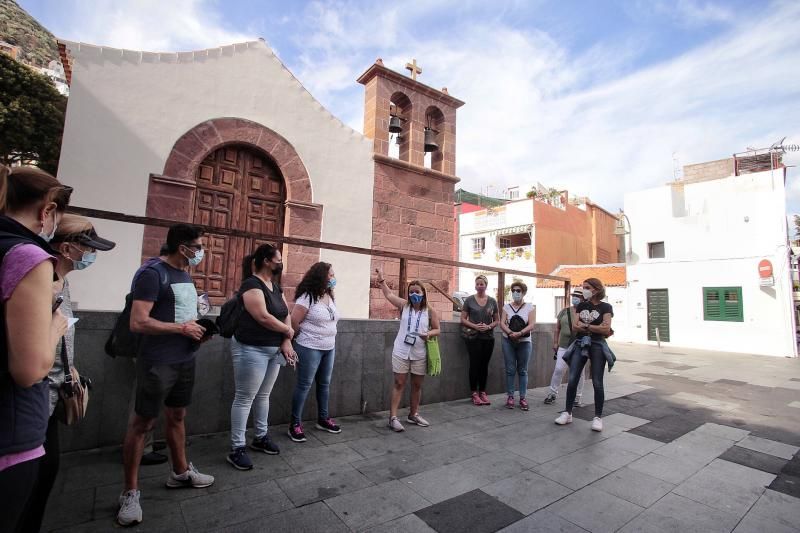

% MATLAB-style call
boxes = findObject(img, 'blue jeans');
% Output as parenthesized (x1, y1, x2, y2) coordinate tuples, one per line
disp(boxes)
(501, 337, 533, 398)
(230, 338, 283, 449)
(291, 342, 335, 424)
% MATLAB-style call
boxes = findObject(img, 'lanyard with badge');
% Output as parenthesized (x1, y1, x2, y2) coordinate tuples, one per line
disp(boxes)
(403, 308, 424, 346)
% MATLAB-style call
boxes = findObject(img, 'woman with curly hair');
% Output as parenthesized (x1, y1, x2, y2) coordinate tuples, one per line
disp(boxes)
(288, 262, 340, 442)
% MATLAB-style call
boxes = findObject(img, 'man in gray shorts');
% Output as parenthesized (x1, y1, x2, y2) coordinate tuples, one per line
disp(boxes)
(117, 224, 214, 526)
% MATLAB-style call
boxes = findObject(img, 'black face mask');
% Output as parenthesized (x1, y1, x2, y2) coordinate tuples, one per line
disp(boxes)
(272, 263, 283, 276)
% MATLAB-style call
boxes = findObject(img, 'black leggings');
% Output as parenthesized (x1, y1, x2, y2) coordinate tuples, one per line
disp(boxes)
(466, 337, 494, 391)
(566, 341, 605, 417)
(0, 455, 41, 532)
(19, 414, 60, 532)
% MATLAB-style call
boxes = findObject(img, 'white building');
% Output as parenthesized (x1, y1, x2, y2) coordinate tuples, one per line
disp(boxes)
(619, 153, 797, 357)
(39, 60, 69, 96)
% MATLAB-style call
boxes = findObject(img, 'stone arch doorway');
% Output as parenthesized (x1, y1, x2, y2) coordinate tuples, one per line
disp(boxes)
(142, 117, 323, 304)
(192, 144, 285, 303)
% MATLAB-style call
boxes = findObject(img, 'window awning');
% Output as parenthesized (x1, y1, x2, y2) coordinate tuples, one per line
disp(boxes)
(491, 225, 532, 237)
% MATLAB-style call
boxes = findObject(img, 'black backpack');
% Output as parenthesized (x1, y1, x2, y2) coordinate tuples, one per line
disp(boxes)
(508, 305, 530, 338)
(104, 262, 169, 358)
(216, 292, 244, 338)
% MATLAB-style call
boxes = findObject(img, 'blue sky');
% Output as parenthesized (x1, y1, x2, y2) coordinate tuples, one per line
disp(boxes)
(19, 0, 800, 213)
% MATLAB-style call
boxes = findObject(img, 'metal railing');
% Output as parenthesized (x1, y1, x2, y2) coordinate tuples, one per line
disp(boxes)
(67, 206, 571, 311)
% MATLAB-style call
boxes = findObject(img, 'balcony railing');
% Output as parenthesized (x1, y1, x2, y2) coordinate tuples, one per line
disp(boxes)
(495, 246, 532, 262)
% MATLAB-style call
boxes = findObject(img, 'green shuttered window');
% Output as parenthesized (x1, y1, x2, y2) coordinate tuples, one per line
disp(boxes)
(703, 287, 743, 322)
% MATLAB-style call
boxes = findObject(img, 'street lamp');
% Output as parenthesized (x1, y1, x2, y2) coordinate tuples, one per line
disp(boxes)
(614, 210, 632, 260)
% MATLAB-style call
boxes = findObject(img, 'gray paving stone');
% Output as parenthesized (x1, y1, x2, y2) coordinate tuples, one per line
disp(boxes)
(673, 460, 775, 519)
(597, 432, 664, 456)
(404, 453, 531, 504)
(506, 425, 606, 464)
(562, 442, 643, 471)
(482, 470, 573, 515)
(733, 511, 798, 533)
(275, 463, 375, 506)
(601, 413, 651, 430)
(534, 456, 613, 490)
(363, 513, 437, 533)
(40, 487, 95, 531)
(589, 466, 675, 508)
(346, 432, 418, 459)
(719, 445, 789, 475)
(282, 442, 365, 473)
(651, 430, 734, 464)
(351, 451, 437, 484)
(694, 422, 750, 441)
(180, 480, 294, 531)
(202, 455, 296, 495)
(627, 453, 707, 484)
(738, 435, 800, 460)
(325, 480, 431, 531)
(498, 510, 588, 533)
(619, 493, 741, 533)
(311, 420, 384, 444)
(415, 489, 524, 533)
(548, 486, 644, 533)
(747, 488, 800, 530)
(214, 501, 350, 532)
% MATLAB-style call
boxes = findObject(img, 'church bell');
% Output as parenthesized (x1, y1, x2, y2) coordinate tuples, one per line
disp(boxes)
(424, 127, 438, 152)
(388, 115, 403, 134)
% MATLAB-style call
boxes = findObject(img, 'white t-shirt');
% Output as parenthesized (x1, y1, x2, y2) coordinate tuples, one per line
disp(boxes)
(294, 293, 339, 350)
(392, 305, 430, 361)
(502, 302, 534, 343)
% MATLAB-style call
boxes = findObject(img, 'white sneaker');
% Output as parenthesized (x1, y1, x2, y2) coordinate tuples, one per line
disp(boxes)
(575, 397, 584, 407)
(117, 489, 142, 526)
(166, 463, 215, 488)
(591, 417, 603, 432)
(554, 412, 573, 425)
(389, 416, 405, 432)
(407, 413, 430, 427)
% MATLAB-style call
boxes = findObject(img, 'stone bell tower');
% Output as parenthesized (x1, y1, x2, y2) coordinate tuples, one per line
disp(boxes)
(357, 59, 465, 319)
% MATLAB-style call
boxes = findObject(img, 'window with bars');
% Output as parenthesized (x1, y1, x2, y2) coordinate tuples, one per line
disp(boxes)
(471, 237, 485, 253)
(703, 287, 743, 322)
(499, 237, 511, 249)
(554, 296, 565, 317)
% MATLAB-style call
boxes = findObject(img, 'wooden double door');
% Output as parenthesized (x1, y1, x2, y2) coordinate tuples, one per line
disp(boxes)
(191, 144, 285, 304)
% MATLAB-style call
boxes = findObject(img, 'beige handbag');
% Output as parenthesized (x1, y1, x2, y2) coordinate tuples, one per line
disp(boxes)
(55, 338, 90, 425)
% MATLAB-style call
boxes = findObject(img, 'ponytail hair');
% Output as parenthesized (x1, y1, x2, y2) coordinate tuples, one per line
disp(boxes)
(0, 165, 72, 214)
(242, 243, 279, 281)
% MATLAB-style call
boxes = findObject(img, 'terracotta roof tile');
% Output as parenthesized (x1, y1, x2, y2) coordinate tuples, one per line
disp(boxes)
(537, 264, 626, 288)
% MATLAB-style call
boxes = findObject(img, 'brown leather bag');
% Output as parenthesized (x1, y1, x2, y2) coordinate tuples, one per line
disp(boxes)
(55, 338, 90, 425)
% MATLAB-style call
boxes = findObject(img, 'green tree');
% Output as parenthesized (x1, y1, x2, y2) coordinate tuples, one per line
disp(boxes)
(0, 53, 65, 173)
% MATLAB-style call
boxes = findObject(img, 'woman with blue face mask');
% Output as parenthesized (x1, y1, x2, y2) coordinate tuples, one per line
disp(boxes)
(288, 262, 340, 443)
(375, 266, 441, 432)
(20, 214, 115, 532)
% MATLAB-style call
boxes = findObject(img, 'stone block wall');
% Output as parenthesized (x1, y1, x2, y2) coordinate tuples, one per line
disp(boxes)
(369, 158, 456, 319)
(59, 312, 557, 452)
(682, 158, 734, 183)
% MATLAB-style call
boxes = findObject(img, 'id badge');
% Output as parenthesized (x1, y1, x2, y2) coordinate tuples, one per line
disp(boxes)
(403, 334, 417, 346)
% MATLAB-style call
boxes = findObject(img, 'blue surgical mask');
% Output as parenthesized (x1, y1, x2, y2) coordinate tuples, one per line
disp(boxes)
(511, 291, 523, 303)
(328, 278, 337, 289)
(571, 297, 581, 306)
(187, 248, 204, 267)
(72, 251, 96, 271)
(410, 293, 424, 305)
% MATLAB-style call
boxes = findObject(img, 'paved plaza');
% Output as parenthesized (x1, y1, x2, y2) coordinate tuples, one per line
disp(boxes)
(44, 342, 800, 532)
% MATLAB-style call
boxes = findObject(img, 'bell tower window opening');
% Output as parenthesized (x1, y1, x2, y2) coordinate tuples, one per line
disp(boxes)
(389, 92, 412, 162)
(424, 106, 445, 171)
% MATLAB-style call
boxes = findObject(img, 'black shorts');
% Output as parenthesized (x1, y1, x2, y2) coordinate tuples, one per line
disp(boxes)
(135, 358, 196, 419)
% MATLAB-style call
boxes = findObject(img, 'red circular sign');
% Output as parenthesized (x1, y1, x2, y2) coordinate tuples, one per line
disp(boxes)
(758, 259, 773, 278)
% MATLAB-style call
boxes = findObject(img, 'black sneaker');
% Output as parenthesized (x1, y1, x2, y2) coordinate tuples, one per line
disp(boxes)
(140, 451, 168, 465)
(543, 394, 556, 405)
(288, 422, 307, 443)
(250, 434, 280, 455)
(227, 447, 253, 470)
(316, 417, 342, 434)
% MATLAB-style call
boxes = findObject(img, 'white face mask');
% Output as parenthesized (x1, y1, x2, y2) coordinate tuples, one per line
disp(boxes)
(582, 288, 593, 300)
(38, 209, 58, 243)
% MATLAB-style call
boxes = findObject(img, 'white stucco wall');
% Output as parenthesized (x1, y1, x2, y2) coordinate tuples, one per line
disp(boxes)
(620, 168, 796, 357)
(458, 199, 536, 294)
(57, 41, 374, 317)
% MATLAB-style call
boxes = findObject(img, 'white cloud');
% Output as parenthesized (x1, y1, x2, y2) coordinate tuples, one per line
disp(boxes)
(293, 0, 800, 211)
(45, 0, 254, 51)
